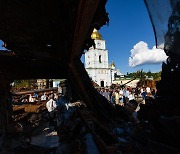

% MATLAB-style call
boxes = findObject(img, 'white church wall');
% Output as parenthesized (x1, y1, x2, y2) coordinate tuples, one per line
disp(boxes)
(93, 69, 111, 87)
(85, 40, 109, 69)
(107, 69, 112, 86)
(96, 49, 108, 68)
(85, 32, 123, 87)
(94, 40, 106, 50)
(111, 69, 115, 81)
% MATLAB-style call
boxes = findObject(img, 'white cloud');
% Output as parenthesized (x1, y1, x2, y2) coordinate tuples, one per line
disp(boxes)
(129, 41, 168, 67)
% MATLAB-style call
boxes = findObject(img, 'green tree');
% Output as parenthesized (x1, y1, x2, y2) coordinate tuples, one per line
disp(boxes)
(13, 80, 37, 90)
(147, 70, 152, 77)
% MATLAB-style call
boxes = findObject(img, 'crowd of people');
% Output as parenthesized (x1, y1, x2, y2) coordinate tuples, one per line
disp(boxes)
(18, 82, 156, 129)
(97, 85, 156, 122)
(97, 85, 156, 106)
(45, 84, 156, 128)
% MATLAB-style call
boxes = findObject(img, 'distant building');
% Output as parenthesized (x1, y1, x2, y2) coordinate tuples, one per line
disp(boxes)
(37, 79, 47, 89)
(37, 79, 67, 89)
(85, 29, 123, 87)
(53, 79, 67, 87)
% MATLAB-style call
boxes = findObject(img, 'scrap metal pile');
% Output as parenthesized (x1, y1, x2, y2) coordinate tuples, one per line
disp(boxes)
(12, 98, 179, 153)
(12, 88, 57, 122)
(10, 100, 146, 153)
(56, 103, 141, 153)
(2, 91, 180, 153)
(55, 97, 180, 153)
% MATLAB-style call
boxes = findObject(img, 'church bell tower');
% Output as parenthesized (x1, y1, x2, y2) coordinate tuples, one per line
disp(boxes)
(85, 29, 111, 87)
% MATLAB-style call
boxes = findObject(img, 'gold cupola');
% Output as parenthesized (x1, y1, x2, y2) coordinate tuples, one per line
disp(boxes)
(91, 29, 102, 40)
(111, 61, 115, 67)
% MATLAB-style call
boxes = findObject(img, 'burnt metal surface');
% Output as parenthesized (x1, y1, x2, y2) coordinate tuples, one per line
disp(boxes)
(0, 0, 108, 80)
(0, 0, 113, 152)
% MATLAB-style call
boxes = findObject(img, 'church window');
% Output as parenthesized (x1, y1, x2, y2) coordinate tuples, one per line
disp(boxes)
(99, 55, 102, 63)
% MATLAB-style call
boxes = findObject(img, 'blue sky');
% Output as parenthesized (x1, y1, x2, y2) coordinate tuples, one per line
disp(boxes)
(89, 0, 167, 75)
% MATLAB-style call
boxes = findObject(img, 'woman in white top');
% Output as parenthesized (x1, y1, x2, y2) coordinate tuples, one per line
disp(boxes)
(46, 98, 57, 112)
(128, 91, 135, 101)
(46, 95, 57, 130)
(29, 94, 34, 102)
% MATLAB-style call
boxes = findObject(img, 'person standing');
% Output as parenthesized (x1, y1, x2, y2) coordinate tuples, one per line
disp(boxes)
(123, 87, 130, 106)
(46, 95, 57, 130)
(41, 92, 47, 101)
(111, 90, 115, 105)
(54, 93, 59, 101)
(146, 86, 151, 96)
(58, 83, 62, 95)
(141, 88, 147, 104)
(128, 91, 135, 101)
(115, 89, 120, 105)
(103, 89, 110, 101)
(109, 89, 113, 104)
(151, 89, 156, 97)
(60, 80, 70, 110)
(119, 88, 124, 106)
(29, 94, 34, 103)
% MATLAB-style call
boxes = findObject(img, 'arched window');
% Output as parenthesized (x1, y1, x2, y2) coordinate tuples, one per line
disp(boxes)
(99, 55, 102, 63)
(100, 81, 104, 87)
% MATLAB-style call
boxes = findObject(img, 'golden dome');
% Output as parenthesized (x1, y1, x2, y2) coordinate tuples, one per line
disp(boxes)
(91, 29, 102, 40)
(111, 61, 115, 67)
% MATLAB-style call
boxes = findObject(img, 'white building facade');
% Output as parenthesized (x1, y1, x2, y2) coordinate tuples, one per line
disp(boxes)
(85, 29, 115, 87)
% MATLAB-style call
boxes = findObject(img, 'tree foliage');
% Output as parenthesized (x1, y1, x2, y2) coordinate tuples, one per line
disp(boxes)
(126, 70, 161, 81)
(13, 80, 37, 90)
